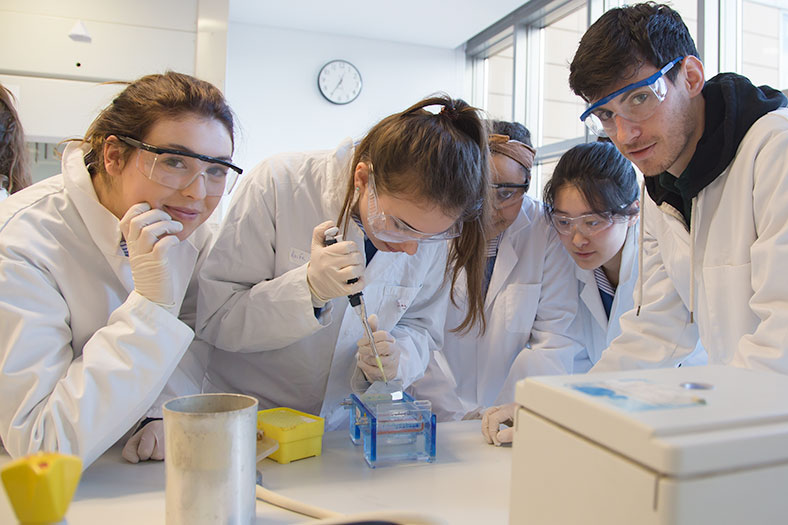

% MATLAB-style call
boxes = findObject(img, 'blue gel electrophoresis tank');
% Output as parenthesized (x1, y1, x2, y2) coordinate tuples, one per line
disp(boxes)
(347, 391, 437, 468)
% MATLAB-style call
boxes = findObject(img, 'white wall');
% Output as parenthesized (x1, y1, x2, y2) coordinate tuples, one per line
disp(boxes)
(225, 23, 466, 172)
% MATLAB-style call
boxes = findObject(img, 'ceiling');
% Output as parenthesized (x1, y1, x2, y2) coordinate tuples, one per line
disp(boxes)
(228, 0, 528, 49)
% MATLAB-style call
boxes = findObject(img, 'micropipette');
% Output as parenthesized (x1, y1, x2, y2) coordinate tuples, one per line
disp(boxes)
(324, 227, 388, 383)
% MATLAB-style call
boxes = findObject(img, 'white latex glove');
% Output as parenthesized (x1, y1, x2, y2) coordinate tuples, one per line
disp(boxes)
(356, 314, 400, 382)
(306, 221, 365, 305)
(119, 203, 183, 314)
(122, 420, 165, 463)
(481, 403, 517, 446)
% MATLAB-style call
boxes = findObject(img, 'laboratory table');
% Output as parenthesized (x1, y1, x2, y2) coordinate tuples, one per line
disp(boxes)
(0, 420, 512, 524)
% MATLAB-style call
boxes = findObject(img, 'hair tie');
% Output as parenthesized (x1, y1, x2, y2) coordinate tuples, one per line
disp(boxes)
(439, 103, 458, 121)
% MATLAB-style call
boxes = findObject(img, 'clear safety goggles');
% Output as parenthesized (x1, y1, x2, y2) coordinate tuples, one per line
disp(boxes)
(579, 56, 684, 137)
(366, 163, 462, 243)
(490, 183, 528, 209)
(550, 211, 631, 237)
(117, 135, 243, 196)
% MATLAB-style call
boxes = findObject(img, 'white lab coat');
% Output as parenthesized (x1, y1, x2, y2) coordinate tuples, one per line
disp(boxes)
(409, 196, 581, 420)
(572, 225, 638, 372)
(0, 142, 212, 468)
(197, 139, 450, 430)
(594, 108, 788, 373)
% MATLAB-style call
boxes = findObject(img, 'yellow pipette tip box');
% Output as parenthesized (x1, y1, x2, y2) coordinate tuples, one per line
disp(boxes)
(1, 452, 82, 524)
(257, 407, 325, 464)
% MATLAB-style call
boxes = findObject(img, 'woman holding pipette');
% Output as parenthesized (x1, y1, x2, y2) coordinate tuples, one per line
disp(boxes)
(197, 95, 490, 429)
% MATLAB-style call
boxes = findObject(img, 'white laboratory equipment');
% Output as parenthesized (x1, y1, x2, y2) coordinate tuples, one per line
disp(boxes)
(509, 365, 788, 524)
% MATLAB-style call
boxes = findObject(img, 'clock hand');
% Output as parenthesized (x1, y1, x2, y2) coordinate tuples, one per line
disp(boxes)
(331, 75, 345, 96)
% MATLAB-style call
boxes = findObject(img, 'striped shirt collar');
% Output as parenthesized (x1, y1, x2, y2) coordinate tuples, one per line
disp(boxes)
(351, 214, 365, 235)
(594, 266, 616, 296)
(486, 233, 503, 258)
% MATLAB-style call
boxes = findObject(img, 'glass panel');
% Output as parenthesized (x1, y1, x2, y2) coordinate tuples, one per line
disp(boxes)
(533, 158, 558, 201)
(28, 142, 62, 183)
(540, 5, 587, 147)
(742, 0, 782, 88)
(485, 45, 514, 121)
(783, 11, 788, 87)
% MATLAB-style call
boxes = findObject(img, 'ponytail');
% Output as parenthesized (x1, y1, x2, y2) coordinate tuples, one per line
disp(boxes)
(337, 94, 490, 333)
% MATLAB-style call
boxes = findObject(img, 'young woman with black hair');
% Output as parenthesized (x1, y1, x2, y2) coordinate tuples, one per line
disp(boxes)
(544, 141, 640, 372)
(482, 141, 640, 445)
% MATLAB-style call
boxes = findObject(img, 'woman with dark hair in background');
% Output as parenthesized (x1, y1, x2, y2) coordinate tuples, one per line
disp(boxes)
(544, 142, 640, 372)
(411, 121, 580, 422)
(482, 141, 640, 445)
(197, 95, 490, 430)
(0, 83, 31, 200)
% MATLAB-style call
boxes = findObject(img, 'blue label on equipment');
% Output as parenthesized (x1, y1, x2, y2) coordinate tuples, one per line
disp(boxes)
(570, 379, 707, 412)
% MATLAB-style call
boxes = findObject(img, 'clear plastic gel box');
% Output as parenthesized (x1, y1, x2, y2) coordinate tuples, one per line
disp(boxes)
(347, 387, 436, 468)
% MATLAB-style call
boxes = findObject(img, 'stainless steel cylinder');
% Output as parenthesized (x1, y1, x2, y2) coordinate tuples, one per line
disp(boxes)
(163, 393, 258, 525)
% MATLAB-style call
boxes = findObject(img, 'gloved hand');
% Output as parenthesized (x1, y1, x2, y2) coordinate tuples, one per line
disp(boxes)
(119, 203, 183, 314)
(481, 403, 517, 446)
(122, 420, 165, 463)
(356, 314, 401, 382)
(306, 221, 365, 305)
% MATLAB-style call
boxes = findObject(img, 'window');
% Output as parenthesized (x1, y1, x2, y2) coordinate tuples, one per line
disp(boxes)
(28, 142, 62, 184)
(742, 0, 781, 88)
(467, 0, 588, 198)
(467, 0, 721, 199)
(714, 0, 788, 90)
(484, 44, 515, 121)
(541, 5, 587, 147)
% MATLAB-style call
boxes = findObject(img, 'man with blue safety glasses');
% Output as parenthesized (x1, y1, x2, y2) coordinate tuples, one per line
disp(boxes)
(566, 3, 788, 377)
(579, 55, 684, 139)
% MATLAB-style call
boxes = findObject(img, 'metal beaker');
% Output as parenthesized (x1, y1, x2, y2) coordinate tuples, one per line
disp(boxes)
(163, 393, 258, 525)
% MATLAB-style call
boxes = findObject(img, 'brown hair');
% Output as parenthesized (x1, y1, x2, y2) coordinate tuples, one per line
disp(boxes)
(0, 83, 31, 194)
(569, 2, 698, 102)
(81, 71, 235, 182)
(337, 94, 490, 334)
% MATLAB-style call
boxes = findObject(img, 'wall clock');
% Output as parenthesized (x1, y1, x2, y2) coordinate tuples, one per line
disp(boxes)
(317, 60, 362, 105)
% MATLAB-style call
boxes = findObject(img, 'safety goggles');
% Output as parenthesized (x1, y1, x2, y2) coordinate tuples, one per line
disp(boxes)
(117, 135, 243, 196)
(490, 183, 528, 209)
(550, 211, 631, 237)
(366, 163, 462, 243)
(579, 56, 684, 137)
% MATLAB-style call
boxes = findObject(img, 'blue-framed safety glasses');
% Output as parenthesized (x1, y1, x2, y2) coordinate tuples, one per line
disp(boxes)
(579, 56, 684, 137)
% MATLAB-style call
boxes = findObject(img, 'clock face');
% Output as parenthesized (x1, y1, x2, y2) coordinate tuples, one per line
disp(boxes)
(318, 60, 362, 105)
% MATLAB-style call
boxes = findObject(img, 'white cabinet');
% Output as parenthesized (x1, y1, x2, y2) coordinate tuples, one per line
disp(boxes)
(0, 9, 196, 82)
(0, 1, 199, 144)
(0, 74, 124, 144)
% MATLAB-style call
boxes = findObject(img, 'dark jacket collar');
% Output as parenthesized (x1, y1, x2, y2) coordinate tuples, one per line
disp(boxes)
(645, 73, 787, 225)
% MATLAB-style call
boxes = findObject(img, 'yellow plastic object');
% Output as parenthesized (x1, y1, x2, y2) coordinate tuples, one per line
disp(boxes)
(1, 452, 82, 524)
(257, 408, 325, 464)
